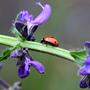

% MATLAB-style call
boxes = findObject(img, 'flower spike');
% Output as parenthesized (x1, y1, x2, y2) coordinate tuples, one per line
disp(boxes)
(14, 2, 52, 41)
(11, 49, 45, 79)
(79, 56, 90, 88)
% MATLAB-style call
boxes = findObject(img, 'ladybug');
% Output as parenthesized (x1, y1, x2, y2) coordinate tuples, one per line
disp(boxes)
(41, 36, 59, 47)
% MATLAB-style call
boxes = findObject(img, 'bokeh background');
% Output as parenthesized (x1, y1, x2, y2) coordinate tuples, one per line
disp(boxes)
(0, 0, 90, 90)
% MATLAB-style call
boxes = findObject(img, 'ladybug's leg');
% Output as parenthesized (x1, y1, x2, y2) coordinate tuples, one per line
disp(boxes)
(46, 42, 52, 46)
(41, 38, 44, 43)
(41, 39, 49, 46)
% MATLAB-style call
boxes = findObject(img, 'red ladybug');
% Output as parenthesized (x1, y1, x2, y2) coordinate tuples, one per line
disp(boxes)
(41, 36, 59, 47)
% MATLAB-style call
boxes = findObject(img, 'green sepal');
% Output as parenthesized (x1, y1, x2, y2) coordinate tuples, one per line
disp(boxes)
(11, 27, 26, 41)
(70, 50, 87, 66)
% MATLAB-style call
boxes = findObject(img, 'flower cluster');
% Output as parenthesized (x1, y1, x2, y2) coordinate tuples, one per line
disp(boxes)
(11, 49, 45, 78)
(14, 2, 51, 41)
(11, 2, 51, 79)
(79, 42, 90, 88)
(79, 56, 90, 88)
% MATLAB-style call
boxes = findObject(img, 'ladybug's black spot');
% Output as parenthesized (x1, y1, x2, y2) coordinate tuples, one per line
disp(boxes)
(54, 41, 57, 44)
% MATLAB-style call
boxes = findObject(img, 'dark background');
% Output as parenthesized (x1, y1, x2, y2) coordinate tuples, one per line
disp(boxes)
(0, 0, 90, 90)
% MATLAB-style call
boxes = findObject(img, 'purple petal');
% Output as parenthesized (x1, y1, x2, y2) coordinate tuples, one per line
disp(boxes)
(79, 56, 90, 75)
(16, 10, 33, 23)
(24, 57, 31, 70)
(18, 64, 30, 79)
(31, 4, 52, 25)
(84, 41, 90, 48)
(80, 79, 88, 88)
(10, 50, 23, 58)
(31, 60, 45, 74)
(18, 56, 32, 78)
(85, 56, 90, 65)
(24, 56, 45, 74)
(79, 65, 90, 75)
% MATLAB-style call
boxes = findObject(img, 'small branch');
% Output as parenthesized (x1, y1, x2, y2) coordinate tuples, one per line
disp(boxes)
(0, 34, 75, 62)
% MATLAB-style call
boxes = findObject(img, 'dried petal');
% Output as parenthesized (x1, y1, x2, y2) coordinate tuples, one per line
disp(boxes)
(14, 49, 45, 78)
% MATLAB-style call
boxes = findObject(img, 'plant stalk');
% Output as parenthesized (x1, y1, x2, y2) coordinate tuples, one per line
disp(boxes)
(0, 34, 75, 62)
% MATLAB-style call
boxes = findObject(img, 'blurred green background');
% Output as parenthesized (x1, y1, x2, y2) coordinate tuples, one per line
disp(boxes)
(0, 0, 90, 90)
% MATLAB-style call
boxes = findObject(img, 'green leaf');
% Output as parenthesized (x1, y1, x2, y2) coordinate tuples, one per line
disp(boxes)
(0, 49, 12, 61)
(70, 50, 87, 65)
(0, 44, 21, 61)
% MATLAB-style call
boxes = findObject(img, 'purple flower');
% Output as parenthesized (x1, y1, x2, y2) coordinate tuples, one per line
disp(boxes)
(79, 41, 90, 88)
(14, 2, 51, 41)
(79, 56, 90, 88)
(11, 49, 45, 79)
(16, 3, 51, 26)
(80, 56, 90, 76)
(18, 58, 45, 79)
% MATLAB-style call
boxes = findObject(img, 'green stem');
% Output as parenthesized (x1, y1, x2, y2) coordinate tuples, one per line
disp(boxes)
(0, 34, 75, 62)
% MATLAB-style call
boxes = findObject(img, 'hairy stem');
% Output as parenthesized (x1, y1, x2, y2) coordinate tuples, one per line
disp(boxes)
(0, 34, 75, 62)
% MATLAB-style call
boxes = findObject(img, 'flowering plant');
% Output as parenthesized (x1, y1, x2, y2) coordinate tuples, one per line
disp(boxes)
(0, 0, 89, 89)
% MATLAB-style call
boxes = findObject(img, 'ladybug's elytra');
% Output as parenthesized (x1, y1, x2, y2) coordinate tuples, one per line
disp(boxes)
(41, 36, 59, 47)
